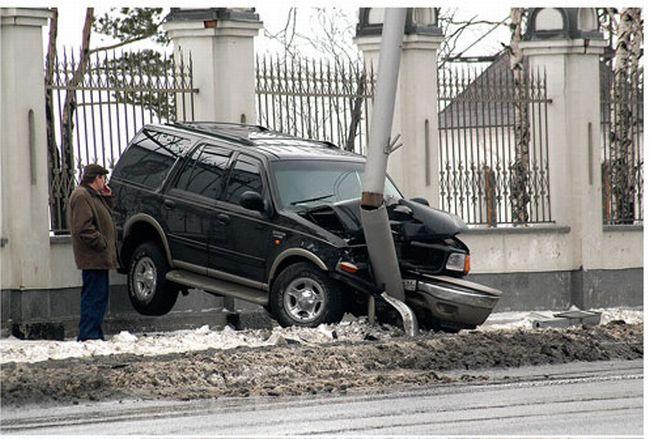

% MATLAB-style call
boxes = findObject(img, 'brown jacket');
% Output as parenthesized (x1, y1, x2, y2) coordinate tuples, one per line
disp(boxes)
(68, 185, 118, 270)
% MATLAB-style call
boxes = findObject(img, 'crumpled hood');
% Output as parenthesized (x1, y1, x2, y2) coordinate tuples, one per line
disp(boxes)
(300, 197, 467, 240)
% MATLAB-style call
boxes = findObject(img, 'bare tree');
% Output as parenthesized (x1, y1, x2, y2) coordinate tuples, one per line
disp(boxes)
(45, 7, 170, 230)
(437, 8, 506, 69)
(60, 9, 94, 180)
(45, 6, 59, 219)
(44, 8, 93, 230)
(607, 8, 643, 224)
(263, 8, 300, 61)
(506, 8, 531, 225)
(261, 8, 368, 151)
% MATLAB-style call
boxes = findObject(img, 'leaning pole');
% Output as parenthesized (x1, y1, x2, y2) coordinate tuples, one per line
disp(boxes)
(360, 8, 418, 336)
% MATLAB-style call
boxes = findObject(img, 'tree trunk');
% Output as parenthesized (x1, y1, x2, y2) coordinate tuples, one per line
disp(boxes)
(609, 8, 640, 224)
(483, 164, 497, 227)
(57, 7, 93, 229)
(44, 7, 61, 229)
(508, 8, 530, 225)
(628, 9, 642, 221)
(344, 65, 366, 152)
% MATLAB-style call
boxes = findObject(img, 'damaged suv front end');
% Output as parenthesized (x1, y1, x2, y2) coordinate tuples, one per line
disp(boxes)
(271, 158, 502, 331)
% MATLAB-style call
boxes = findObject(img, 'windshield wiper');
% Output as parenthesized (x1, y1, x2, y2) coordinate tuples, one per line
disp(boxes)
(290, 193, 335, 206)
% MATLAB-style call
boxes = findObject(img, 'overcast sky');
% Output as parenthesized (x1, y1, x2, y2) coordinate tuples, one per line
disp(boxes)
(46, 5, 512, 61)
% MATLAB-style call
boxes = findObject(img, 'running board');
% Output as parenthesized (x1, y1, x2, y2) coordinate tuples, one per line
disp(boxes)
(166, 270, 269, 306)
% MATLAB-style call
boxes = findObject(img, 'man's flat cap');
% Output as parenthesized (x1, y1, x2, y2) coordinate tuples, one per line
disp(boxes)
(82, 163, 109, 179)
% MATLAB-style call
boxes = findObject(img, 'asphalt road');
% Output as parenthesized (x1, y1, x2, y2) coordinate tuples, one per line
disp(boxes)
(1, 359, 642, 436)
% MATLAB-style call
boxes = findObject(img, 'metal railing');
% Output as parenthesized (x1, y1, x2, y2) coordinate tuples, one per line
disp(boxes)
(437, 59, 552, 226)
(601, 64, 643, 225)
(255, 54, 374, 154)
(45, 48, 197, 233)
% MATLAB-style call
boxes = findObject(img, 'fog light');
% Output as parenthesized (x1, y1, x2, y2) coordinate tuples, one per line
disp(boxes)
(339, 261, 359, 274)
(445, 252, 467, 272)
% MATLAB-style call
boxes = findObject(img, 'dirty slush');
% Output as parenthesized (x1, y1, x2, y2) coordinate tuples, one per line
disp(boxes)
(1, 322, 642, 407)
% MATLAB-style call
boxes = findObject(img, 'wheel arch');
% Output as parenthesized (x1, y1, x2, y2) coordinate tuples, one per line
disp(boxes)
(122, 214, 174, 269)
(268, 248, 328, 288)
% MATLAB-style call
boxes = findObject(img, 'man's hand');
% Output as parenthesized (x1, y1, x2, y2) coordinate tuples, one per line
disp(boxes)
(100, 184, 113, 196)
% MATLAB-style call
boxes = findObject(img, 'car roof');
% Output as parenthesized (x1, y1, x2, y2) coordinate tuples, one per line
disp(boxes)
(155, 121, 365, 162)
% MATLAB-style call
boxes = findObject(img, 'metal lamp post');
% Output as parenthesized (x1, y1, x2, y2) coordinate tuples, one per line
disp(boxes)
(360, 8, 418, 336)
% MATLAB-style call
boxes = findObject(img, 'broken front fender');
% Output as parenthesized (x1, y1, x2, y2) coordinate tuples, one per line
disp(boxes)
(404, 274, 502, 328)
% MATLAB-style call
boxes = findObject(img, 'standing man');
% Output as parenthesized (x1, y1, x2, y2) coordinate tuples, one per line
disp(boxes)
(68, 164, 118, 341)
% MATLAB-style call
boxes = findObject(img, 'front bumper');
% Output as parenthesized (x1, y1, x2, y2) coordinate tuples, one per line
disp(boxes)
(404, 274, 502, 329)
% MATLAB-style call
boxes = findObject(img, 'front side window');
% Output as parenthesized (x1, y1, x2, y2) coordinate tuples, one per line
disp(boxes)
(112, 129, 191, 189)
(223, 157, 264, 205)
(174, 145, 231, 199)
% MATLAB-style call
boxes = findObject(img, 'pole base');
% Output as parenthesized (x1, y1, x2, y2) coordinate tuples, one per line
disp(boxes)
(380, 292, 419, 336)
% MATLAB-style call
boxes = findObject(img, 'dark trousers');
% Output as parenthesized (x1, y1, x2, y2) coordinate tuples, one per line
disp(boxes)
(78, 269, 109, 341)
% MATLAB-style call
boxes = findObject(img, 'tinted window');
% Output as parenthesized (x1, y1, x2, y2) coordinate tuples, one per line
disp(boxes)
(223, 157, 263, 205)
(175, 146, 231, 199)
(112, 129, 191, 189)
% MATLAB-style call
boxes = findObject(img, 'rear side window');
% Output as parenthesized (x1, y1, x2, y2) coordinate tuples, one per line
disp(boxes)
(223, 157, 264, 205)
(174, 145, 231, 199)
(112, 129, 191, 189)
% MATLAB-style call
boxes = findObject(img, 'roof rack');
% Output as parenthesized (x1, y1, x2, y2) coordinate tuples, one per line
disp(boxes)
(180, 120, 270, 132)
(167, 121, 342, 151)
(167, 122, 257, 145)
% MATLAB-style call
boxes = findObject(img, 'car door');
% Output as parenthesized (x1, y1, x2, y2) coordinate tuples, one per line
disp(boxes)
(209, 154, 272, 284)
(163, 144, 232, 273)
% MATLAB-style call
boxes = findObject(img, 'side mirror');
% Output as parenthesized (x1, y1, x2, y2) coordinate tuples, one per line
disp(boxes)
(240, 191, 265, 212)
(410, 197, 430, 206)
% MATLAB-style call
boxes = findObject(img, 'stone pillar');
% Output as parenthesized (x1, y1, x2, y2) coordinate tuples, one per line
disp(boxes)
(521, 8, 608, 307)
(355, 8, 443, 205)
(163, 8, 263, 124)
(0, 8, 52, 291)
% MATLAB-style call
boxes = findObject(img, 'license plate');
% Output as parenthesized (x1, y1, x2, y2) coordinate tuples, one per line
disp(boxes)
(402, 279, 417, 291)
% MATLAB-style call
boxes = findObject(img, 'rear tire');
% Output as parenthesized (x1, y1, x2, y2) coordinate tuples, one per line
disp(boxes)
(127, 242, 178, 316)
(269, 262, 344, 327)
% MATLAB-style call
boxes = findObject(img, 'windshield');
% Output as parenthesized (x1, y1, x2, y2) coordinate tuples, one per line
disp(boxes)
(272, 160, 402, 210)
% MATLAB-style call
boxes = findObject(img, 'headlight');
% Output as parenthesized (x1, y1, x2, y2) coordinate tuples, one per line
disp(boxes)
(446, 252, 467, 272)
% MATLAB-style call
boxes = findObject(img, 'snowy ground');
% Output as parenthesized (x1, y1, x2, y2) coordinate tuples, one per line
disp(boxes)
(0, 307, 642, 365)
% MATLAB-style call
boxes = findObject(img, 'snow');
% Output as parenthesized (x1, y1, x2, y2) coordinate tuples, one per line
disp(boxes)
(0, 307, 642, 365)
(479, 306, 644, 331)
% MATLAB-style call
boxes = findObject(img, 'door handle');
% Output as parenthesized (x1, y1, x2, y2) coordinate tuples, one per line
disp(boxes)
(163, 199, 176, 210)
(216, 213, 231, 225)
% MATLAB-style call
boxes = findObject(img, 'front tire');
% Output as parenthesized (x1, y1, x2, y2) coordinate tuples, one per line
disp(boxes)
(269, 262, 344, 327)
(127, 242, 178, 316)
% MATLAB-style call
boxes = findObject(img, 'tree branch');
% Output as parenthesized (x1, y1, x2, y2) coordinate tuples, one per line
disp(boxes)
(89, 33, 151, 54)
(89, 16, 165, 54)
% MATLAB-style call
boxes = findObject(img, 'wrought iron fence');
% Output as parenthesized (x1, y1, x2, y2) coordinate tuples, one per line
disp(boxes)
(600, 64, 643, 225)
(45, 48, 197, 233)
(255, 54, 374, 154)
(437, 59, 552, 226)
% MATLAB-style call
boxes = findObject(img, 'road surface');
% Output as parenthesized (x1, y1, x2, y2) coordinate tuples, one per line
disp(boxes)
(1, 359, 642, 436)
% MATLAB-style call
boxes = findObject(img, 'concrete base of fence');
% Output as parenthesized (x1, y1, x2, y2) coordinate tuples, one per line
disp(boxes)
(469, 267, 643, 312)
(1, 266, 642, 339)
(570, 268, 644, 310)
(1, 285, 274, 340)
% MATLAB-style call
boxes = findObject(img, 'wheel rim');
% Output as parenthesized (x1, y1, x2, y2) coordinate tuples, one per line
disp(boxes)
(133, 256, 157, 302)
(283, 277, 325, 323)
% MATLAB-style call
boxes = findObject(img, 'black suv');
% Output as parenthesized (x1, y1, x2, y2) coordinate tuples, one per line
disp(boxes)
(111, 122, 500, 331)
